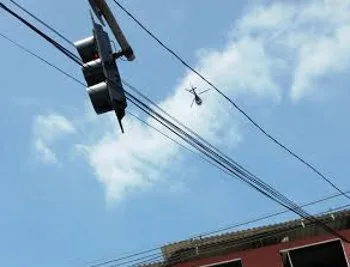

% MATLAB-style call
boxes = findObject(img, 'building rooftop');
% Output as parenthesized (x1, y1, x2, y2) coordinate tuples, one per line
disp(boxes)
(144, 209, 350, 266)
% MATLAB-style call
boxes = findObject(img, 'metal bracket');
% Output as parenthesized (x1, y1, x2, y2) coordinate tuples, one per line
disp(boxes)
(87, 0, 135, 61)
(88, 0, 105, 26)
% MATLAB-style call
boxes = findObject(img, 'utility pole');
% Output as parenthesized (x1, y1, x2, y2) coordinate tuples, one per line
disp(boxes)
(88, 0, 135, 61)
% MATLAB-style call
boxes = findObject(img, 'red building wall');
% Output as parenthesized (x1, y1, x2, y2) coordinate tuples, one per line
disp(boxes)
(177, 230, 350, 267)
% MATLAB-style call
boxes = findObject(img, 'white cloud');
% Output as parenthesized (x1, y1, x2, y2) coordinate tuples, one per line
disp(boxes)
(77, 117, 178, 202)
(236, 2, 296, 36)
(34, 114, 76, 141)
(35, 139, 59, 165)
(33, 113, 76, 165)
(272, 1, 350, 101)
(74, 0, 350, 203)
(234, 0, 350, 101)
(291, 25, 350, 101)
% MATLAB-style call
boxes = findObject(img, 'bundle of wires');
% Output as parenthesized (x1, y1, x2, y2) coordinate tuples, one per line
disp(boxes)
(0, 2, 349, 267)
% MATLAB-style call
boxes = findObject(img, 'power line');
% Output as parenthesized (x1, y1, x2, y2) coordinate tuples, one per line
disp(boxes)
(0, 28, 350, 267)
(0, 28, 237, 182)
(6, 0, 348, 214)
(1, 7, 348, 242)
(121, 80, 226, 160)
(124, 91, 350, 243)
(0, 2, 82, 65)
(4, 0, 225, 162)
(90, 249, 160, 267)
(111, 0, 350, 202)
(0, 32, 85, 86)
(7, 0, 344, 209)
(106, 205, 350, 267)
(164, 206, 350, 267)
(197, 190, 350, 238)
(0, 29, 236, 183)
(127, 111, 239, 179)
(0, 30, 233, 267)
(1, 27, 348, 263)
(8, 0, 75, 47)
(11, 0, 349, 215)
(90, 192, 350, 267)
(2, 11, 350, 266)
(1, 26, 348, 266)
(2, 2, 349, 252)
(0, 30, 230, 183)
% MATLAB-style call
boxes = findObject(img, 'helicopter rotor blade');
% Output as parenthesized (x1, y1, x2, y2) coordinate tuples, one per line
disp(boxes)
(198, 89, 211, 95)
(186, 88, 195, 95)
(189, 83, 197, 90)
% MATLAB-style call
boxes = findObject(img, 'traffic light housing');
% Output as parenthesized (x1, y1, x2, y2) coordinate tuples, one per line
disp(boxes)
(74, 21, 127, 132)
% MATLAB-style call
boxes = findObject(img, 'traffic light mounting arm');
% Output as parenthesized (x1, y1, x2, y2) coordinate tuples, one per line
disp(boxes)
(88, 0, 135, 61)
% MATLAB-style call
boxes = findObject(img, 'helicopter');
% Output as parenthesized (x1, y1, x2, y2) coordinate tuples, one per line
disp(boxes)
(186, 85, 211, 107)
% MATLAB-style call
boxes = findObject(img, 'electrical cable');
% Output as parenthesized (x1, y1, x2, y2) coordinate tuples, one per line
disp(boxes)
(125, 92, 350, 243)
(0, 8, 347, 242)
(2, 28, 350, 267)
(1, 6, 350, 257)
(0, 22, 244, 183)
(88, 205, 350, 267)
(116, 205, 350, 267)
(127, 111, 238, 179)
(0, 31, 85, 86)
(111, 0, 350, 202)
(7, 0, 350, 209)
(0, 29, 231, 181)
(0, 2, 82, 65)
(10, 0, 341, 206)
(8, 0, 75, 47)
(0, 18, 347, 245)
(121, 80, 228, 163)
(197, 190, 350, 238)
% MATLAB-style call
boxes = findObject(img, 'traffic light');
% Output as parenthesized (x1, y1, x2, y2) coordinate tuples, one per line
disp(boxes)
(74, 21, 127, 132)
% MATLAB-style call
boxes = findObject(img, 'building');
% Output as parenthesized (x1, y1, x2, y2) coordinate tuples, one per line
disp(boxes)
(147, 209, 350, 267)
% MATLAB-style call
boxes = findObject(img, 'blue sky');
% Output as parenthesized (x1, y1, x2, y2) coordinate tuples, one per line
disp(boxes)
(1, 0, 350, 267)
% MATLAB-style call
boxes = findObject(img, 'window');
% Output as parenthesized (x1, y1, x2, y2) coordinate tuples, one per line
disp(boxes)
(281, 240, 349, 267)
